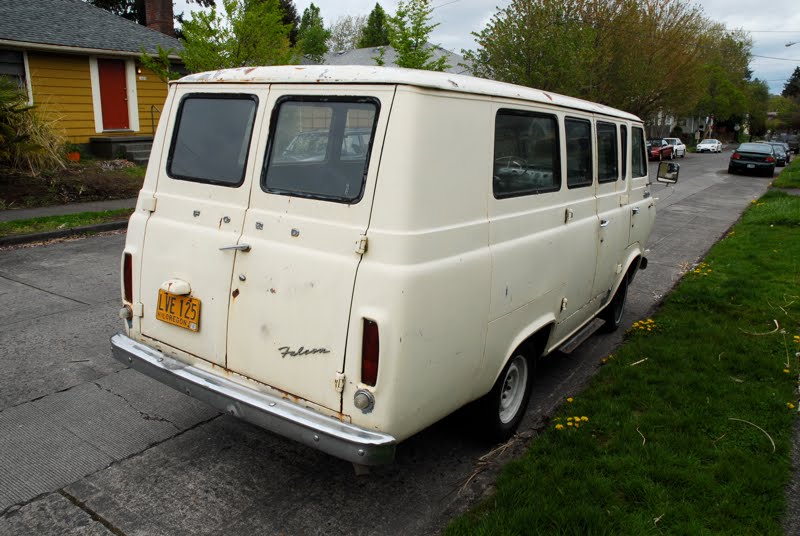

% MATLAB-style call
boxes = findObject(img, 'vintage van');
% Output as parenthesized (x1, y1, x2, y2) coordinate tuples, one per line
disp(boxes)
(111, 66, 678, 466)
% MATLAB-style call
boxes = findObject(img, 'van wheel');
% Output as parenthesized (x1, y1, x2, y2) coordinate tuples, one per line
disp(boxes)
(600, 275, 628, 333)
(478, 353, 533, 442)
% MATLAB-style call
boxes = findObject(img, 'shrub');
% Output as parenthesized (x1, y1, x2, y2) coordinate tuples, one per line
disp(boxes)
(0, 76, 65, 175)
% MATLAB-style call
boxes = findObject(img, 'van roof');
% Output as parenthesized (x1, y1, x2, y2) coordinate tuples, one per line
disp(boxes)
(177, 65, 641, 122)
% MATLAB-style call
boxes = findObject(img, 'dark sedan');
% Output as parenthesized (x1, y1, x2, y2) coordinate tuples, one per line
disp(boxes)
(728, 143, 776, 177)
(761, 142, 790, 166)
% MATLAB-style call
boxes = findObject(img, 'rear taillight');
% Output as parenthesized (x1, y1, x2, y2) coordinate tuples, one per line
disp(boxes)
(732, 153, 740, 160)
(766, 156, 775, 163)
(361, 319, 379, 386)
(123, 253, 133, 303)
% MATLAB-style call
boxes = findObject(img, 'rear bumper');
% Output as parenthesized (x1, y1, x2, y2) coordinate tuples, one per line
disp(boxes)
(110, 334, 396, 465)
(729, 160, 774, 173)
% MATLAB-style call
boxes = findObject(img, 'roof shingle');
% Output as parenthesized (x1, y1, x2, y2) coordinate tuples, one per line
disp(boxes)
(0, 0, 182, 55)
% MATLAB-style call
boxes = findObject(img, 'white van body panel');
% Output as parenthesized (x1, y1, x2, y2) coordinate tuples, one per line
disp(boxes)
(114, 66, 655, 462)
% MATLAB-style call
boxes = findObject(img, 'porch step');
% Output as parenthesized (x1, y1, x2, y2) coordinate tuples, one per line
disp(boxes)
(89, 136, 153, 167)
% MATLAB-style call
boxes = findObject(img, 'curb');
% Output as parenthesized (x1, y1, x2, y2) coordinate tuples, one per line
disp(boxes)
(0, 220, 128, 247)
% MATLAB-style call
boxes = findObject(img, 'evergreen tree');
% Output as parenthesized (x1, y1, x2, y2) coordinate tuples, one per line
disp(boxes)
(782, 67, 800, 100)
(297, 3, 330, 62)
(277, 0, 300, 46)
(358, 3, 389, 48)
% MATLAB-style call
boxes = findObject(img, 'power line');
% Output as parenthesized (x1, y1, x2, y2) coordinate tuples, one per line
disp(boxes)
(751, 54, 800, 61)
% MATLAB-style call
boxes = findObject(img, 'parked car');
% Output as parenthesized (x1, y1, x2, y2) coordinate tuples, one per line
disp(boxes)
(787, 135, 799, 154)
(696, 138, 723, 153)
(728, 142, 776, 176)
(663, 137, 686, 158)
(758, 142, 789, 167)
(111, 65, 678, 466)
(646, 139, 674, 160)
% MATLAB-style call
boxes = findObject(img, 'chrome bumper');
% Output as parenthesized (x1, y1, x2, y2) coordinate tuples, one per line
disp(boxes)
(110, 334, 396, 465)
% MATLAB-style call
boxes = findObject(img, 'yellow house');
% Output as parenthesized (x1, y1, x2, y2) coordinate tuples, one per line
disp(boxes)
(0, 0, 183, 154)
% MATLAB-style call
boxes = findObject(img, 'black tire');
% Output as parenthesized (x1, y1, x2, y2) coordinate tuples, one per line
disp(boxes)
(600, 274, 628, 333)
(728, 165, 736, 175)
(477, 352, 533, 442)
(681, 151, 685, 158)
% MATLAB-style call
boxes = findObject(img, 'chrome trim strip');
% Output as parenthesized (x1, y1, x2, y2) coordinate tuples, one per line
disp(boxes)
(110, 334, 396, 465)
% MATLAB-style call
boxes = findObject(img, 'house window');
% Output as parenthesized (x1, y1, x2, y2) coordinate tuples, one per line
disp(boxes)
(0, 49, 27, 96)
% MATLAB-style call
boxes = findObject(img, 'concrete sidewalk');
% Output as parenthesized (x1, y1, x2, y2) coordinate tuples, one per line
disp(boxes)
(0, 198, 137, 223)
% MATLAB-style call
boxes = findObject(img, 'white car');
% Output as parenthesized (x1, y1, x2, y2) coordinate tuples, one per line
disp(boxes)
(697, 138, 723, 153)
(663, 137, 686, 158)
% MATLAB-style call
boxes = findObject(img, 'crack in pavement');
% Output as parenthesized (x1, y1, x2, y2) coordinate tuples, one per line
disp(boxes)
(58, 489, 128, 536)
(0, 272, 91, 306)
(91, 381, 180, 430)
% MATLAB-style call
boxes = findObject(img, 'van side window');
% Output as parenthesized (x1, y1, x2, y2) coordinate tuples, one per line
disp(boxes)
(493, 110, 560, 198)
(263, 97, 379, 203)
(167, 94, 258, 186)
(621, 125, 628, 179)
(597, 121, 618, 183)
(565, 118, 592, 188)
(631, 127, 647, 178)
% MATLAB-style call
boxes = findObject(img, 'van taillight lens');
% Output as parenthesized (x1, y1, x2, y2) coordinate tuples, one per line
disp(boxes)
(361, 319, 379, 386)
(732, 153, 740, 160)
(123, 253, 133, 303)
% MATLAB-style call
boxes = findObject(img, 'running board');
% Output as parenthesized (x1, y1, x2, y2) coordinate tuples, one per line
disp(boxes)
(558, 318, 606, 354)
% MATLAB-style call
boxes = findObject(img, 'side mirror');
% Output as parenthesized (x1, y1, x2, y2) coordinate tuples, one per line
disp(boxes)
(656, 161, 679, 184)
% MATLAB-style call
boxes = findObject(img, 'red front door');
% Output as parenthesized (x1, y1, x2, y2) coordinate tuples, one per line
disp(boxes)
(98, 59, 129, 130)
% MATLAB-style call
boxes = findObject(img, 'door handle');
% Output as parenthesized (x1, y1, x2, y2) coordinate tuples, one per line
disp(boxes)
(600, 219, 610, 228)
(219, 244, 251, 252)
(632, 207, 640, 215)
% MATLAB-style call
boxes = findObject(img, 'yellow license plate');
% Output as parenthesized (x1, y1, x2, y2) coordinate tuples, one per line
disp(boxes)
(156, 289, 200, 332)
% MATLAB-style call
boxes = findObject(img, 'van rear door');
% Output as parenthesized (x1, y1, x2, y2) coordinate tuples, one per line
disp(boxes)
(138, 86, 267, 367)
(225, 86, 394, 412)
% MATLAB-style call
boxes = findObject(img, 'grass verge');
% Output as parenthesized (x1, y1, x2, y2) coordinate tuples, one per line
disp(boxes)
(446, 189, 800, 535)
(773, 157, 800, 189)
(0, 208, 133, 238)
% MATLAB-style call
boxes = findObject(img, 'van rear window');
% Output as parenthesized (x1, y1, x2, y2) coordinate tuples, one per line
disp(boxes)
(167, 94, 258, 186)
(263, 97, 379, 203)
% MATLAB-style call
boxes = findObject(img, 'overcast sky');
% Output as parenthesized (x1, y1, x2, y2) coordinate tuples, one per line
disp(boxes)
(174, 0, 800, 95)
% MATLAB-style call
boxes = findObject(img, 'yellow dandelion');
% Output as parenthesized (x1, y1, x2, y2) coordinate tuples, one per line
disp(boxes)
(555, 423, 565, 430)
(788, 403, 796, 410)
(574, 422, 580, 428)
(567, 417, 573, 421)
(581, 416, 589, 422)
(566, 397, 574, 403)
(567, 421, 574, 427)
(784, 369, 791, 374)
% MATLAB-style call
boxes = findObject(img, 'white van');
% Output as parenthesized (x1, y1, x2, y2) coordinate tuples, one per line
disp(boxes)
(112, 66, 678, 465)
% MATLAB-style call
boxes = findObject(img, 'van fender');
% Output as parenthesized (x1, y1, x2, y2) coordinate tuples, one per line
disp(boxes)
(485, 314, 556, 391)
(604, 244, 644, 308)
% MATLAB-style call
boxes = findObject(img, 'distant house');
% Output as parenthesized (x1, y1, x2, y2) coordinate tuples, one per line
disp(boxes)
(0, 0, 182, 146)
(321, 44, 472, 75)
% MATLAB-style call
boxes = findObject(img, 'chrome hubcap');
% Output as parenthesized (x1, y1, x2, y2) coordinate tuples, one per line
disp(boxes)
(499, 355, 528, 424)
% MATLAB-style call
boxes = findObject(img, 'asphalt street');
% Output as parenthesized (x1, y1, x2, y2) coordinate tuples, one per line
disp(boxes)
(0, 150, 776, 535)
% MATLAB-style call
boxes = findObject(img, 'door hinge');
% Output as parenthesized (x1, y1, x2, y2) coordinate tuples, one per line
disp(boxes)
(355, 235, 368, 255)
(334, 372, 346, 393)
(133, 302, 144, 317)
(140, 196, 157, 213)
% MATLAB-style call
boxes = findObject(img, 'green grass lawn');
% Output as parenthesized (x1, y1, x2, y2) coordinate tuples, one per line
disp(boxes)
(774, 157, 800, 189)
(0, 208, 133, 238)
(447, 190, 800, 535)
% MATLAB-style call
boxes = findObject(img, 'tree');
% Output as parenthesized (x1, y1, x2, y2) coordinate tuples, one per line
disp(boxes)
(179, 0, 295, 72)
(464, 0, 713, 119)
(384, 0, 450, 71)
(783, 67, 800, 100)
(358, 3, 389, 48)
(297, 3, 330, 62)
(328, 15, 366, 52)
(276, 0, 300, 46)
(745, 79, 770, 138)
